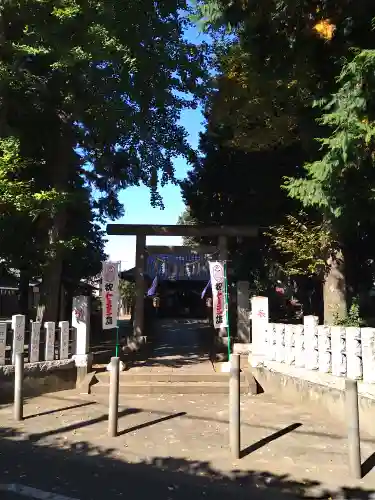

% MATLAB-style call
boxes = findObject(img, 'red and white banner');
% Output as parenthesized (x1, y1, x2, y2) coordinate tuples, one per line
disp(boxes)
(209, 261, 228, 329)
(102, 261, 120, 330)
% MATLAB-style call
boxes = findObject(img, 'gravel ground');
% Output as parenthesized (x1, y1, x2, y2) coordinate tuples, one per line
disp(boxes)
(1, 389, 375, 499)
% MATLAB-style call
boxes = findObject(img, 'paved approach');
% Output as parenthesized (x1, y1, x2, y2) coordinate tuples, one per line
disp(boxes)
(1, 389, 375, 499)
(125, 318, 215, 372)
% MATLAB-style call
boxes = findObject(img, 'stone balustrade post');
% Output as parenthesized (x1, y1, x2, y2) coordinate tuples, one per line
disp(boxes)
(304, 316, 319, 370)
(317, 325, 331, 373)
(72, 295, 92, 384)
(331, 326, 347, 377)
(250, 296, 269, 367)
(361, 328, 375, 383)
(12, 315, 25, 365)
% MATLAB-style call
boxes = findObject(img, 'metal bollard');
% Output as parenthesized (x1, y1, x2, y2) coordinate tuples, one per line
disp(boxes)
(345, 378, 362, 478)
(229, 353, 241, 458)
(108, 356, 120, 437)
(14, 352, 24, 421)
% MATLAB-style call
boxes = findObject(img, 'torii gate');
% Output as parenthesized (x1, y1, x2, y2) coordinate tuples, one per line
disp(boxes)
(145, 244, 216, 282)
(106, 223, 258, 347)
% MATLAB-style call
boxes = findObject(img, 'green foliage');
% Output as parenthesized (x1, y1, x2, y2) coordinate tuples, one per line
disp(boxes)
(61, 185, 107, 281)
(0, 136, 66, 274)
(0, 137, 63, 214)
(119, 280, 136, 305)
(181, 110, 304, 283)
(195, 0, 375, 158)
(177, 208, 199, 247)
(333, 298, 363, 327)
(190, 1, 375, 324)
(2, 0, 208, 210)
(285, 49, 375, 222)
(268, 213, 332, 277)
(195, 0, 375, 82)
(207, 44, 301, 152)
(0, 1, 208, 316)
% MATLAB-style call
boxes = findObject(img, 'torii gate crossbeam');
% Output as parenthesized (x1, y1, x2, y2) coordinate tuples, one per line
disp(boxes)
(106, 224, 258, 348)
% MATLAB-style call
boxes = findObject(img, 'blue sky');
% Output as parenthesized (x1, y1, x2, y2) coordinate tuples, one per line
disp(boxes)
(105, 25, 207, 270)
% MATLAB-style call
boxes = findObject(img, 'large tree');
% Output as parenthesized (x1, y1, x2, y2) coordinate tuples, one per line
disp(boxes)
(196, 0, 375, 86)
(0, 136, 63, 314)
(195, 0, 375, 156)
(181, 103, 304, 283)
(284, 49, 375, 323)
(0, 138, 106, 315)
(193, 1, 375, 322)
(1, 0, 207, 320)
(177, 208, 199, 247)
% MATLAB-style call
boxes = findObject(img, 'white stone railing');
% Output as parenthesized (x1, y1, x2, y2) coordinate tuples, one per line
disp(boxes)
(0, 296, 92, 368)
(0, 315, 73, 366)
(252, 313, 375, 383)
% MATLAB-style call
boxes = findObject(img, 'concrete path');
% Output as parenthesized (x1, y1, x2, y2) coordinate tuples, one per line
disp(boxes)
(1, 390, 375, 499)
(128, 318, 215, 373)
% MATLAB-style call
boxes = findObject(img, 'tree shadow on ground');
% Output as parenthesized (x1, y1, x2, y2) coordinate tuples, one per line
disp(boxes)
(0, 426, 374, 499)
(91, 318, 216, 370)
(122, 319, 217, 370)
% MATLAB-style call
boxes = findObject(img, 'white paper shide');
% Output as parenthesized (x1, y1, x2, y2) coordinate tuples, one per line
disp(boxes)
(209, 261, 228, 329)
(102, 261, 120, 330)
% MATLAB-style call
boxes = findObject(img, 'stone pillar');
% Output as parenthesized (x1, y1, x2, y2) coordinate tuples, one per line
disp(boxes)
(72, 295, 92, 383)
(29, 321, 41, 363)
(275, 323, 285, 363)
(268, 323, 277, 361)
(133, 233, 146, 343)
(59, 320, 70, 360)
(0, 322, 7, 365)
(284, 324, 295, 365)
(331, 326, 347, 376)
(250, 296, 269, 367)
(294, 325, 305, 367)
(12, 314, 25, 365)
(317, 325, 331, 373)
(237, 281, 250, 343)
(44, 321, 55, 361)
(346, 327, 362, 380)
(217, 235, 228, 349)
(361, 327, 375, 383)
(304, 315, 319, 370)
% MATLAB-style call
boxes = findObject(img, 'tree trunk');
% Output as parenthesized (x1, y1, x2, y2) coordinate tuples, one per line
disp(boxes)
(294, 276, 311, 316)
(18, 268, 30, 318)
(40, 208, 67, 323)
(0, 9, 9, 137)
(323, 248, 347, 325)
(39, 126, 72, 323)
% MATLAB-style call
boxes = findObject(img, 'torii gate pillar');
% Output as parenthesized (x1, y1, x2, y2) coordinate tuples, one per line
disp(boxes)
(107, 223, 258, 351)
(134, 233, 146, 342)
(218, 235, 229, 348)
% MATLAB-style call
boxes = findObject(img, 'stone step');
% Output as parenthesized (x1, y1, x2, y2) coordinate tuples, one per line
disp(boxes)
(95, 371, 248, 384)
(90, 369, 256, 395)
(90, 381, 250, 395)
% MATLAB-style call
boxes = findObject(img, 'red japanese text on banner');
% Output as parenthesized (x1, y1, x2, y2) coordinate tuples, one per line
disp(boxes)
(102, 261, 120, 330)
(209, 261, 228, 329)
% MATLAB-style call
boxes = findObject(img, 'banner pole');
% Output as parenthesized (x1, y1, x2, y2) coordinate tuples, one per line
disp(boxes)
(115, 261, 120, 357)
(115, 327, 119, 357)
(102, 260, 121, 357)
(224, 261, 231, 361)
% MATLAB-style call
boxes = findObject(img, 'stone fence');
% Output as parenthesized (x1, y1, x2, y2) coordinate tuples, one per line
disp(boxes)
(0, 316, 73, 366)
(251, 297, 375, 384)
(0, 296, 92, 400)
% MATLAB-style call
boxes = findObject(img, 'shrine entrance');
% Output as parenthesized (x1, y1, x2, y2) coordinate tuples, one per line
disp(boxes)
(143, 244, 215, 319)
(107, 223, 257, 358)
